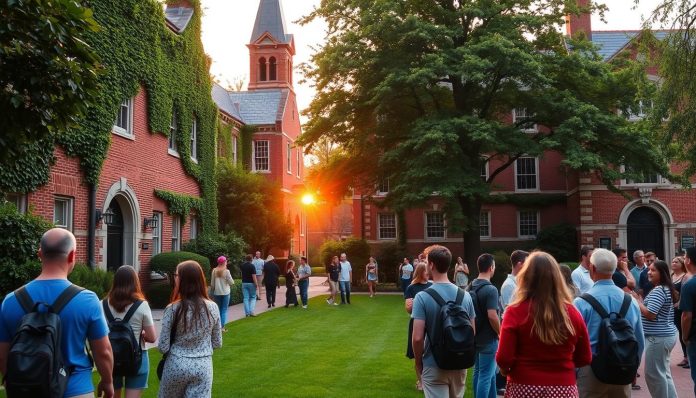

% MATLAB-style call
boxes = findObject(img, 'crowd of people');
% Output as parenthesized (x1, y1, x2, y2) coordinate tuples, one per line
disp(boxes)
(404, 243, 696, 398)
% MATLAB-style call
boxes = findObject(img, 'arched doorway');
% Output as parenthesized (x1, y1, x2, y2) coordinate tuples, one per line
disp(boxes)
(627, 207, 664, 260)
(104, 193, 137, 271)
(106, 200, 124, 272)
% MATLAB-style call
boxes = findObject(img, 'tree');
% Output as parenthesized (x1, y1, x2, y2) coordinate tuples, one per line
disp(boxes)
(299, 0, 667, 266)
(217, 162, 292, 254)
(0, 0, 101, 163)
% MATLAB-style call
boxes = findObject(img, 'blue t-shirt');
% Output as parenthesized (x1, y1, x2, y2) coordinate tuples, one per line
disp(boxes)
(0, 279, 109, 397)
(401, 263, 414, 279)
(679, 277, 696, 341)
(339, 261, 352, 282)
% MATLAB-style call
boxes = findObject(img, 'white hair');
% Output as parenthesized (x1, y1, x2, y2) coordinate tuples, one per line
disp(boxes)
(633, 250, 644, 259)
(590, 248, 617, 275)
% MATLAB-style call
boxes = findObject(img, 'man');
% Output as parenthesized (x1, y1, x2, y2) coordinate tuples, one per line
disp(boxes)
(611, 247, 635, 292)
(338, 253, 352, 304)
(469, 253, 500, 398)
(0, 228, 114, 398)
(629, 250, 647, 295)
(574, 248, 644, 398)
(399, 257, 414, 294)
(500, 250, 529, 312)
(252, 251, 265, 300)
(680, 246, 696, 395)
(572, 246, 594, 295)
(240, 254, 258, 317)
(297, 256, 312, 309)
(638, 251, 656, 297)
(262, 255, 280, 308)
(412, 245, 476, 398)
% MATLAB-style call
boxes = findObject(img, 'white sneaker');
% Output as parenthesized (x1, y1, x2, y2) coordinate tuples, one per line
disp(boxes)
(333, 302, 339, 306)
(326, 298, 331, 305)
(303, 305, 308, 309)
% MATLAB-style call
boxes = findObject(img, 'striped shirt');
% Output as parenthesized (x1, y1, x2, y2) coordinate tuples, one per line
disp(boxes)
(642, 285, 677, 337)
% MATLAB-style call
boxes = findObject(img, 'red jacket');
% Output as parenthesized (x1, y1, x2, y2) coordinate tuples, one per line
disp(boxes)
(496, 299, 592, 386)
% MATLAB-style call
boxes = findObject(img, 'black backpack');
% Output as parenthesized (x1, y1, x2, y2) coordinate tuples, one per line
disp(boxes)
(580, 293, 640, 385)
(5, 284, 83, 398)
(424, 288, 476, 370)
(103, 299, 144, 376)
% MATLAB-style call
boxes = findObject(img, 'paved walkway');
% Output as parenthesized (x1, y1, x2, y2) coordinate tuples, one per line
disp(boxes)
(633, 343, 693, 397)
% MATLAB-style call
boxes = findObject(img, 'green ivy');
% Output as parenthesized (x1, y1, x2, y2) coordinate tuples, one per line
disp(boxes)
(155, 189, 203, 219)
(239, 124, 254, 170)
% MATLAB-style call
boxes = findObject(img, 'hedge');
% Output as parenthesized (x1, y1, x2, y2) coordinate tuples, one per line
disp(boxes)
(146, 280, 243, 309)
(319, 238, 371, 285)
(310, 266, 326, 276)
(149, 251, 211, 287)
(68, 264, 114, 299)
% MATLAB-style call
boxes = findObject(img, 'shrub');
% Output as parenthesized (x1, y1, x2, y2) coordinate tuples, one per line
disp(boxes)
(145, 282, 172, 309)
(374, 242, 408, 284)
(491, 250, 512, 289)
(319, 237, 371, 285)
(68, 264, 114, 299)
(310, 266, 326, 276)
(182, 232, 246, 270)
(0, 260, 42, 301)
(230, 283, 243, 305)
(535, 223, 577, 262)
(150, 251, 211, 287)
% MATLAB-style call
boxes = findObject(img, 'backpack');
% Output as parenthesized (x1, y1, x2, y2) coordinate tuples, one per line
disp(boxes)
(424, 287, 476, 370)
(466, 281, 496, 344)
(103, 299, 144, 376)
(580, 293, 640, 385)
(5, 284, 84, 398)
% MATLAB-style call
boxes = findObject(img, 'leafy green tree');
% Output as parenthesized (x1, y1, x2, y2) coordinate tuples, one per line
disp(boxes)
(0, 0, 101, 163)
(217, 163, 292, 254)
(299, 0, 667, 266)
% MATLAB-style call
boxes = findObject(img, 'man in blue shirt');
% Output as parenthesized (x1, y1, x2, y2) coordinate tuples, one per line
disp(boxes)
(252, 251, 265, 300)
(338, 253, 352, 304)
(571, 246, 594, 295)
(679, 246, 696, 395)
(0, 228, 114, 398)
(574, 248, 644, 398)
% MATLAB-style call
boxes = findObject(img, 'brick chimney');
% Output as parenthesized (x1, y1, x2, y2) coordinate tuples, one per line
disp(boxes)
(566, 0, 592, 40)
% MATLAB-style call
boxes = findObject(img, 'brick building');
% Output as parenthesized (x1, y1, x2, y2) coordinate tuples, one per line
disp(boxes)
(353, 5, 694, 262)
(212, 0, 306, 257)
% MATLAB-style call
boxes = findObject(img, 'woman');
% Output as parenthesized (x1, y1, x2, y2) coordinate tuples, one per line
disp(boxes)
(327, 256, 340, 305)
(366, 257, 379, 298)
(672, 255, 690, 367)
(284, 260, 299, 307)
(453, 257, 469, 288)
(210, 256, 235, 332)
(496, 251, 591, 397)
(404, 262, 432, 391)
(158, 261, 222, 398)
(559, 264, 580, 298)
(105, 265, 157, 398)
(630, 260, 678, 397)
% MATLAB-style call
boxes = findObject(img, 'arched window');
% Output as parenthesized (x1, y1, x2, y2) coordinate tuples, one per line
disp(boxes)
(269, 57, 277, 81)
(259, 57, 267, 81)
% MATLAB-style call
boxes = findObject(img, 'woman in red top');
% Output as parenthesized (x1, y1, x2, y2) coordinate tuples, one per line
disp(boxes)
(496, 251, 592, 397)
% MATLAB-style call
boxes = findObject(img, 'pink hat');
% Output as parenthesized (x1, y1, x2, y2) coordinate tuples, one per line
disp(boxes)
(217, 256, 227, 264)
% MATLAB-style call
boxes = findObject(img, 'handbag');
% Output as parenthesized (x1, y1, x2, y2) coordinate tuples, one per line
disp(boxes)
(156, 311, 178, 380)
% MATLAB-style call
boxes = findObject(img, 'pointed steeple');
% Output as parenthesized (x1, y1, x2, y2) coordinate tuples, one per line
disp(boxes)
(250, 0, 290, 44)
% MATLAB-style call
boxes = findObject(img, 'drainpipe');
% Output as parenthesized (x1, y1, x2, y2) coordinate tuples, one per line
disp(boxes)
(87, 183, 97, 270)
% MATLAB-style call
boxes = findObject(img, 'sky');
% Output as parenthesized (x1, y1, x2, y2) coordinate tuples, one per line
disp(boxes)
(200, 0, 664, 118)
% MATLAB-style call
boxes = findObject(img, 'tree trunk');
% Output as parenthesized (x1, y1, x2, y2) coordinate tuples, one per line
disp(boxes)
(458, 196, 482, 278)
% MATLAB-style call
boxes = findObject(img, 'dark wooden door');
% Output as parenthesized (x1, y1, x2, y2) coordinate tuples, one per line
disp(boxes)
(106, 201, 124, 272)
(627, 207, 664, 260)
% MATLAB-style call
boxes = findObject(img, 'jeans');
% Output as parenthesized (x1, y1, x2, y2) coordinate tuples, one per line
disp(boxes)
(265, 283, 277, 306)
(644, 334, 677, 398)
(298, 279, 309, 306)
(401, 277, 412, 294)
(687, 340, 696, 396)
(339, 280, 351, 304)
(242, 282, 257, 315)
(473, 340, 498, 398)
(212, 294, 230, 326)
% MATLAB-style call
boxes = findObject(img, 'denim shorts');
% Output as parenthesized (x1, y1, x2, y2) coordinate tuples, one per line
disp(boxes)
(113, 350, 149, 390)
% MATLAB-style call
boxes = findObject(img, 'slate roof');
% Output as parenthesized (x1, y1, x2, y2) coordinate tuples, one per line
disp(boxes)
(250, 0, 291, 44)
(212, 83, 288, 125)
(592, 30, 670, 61)
(165, 7, 194, 33)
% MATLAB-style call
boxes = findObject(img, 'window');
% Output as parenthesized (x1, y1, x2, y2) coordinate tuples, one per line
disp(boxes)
(168, 111, 178, 154)
(171, 216, 181, 251)
(518, 210, 539, 238)
(378, 213, 397, 240)
(627, 100, 653, 121)
(269, 57, 277, 80)
(426, 212, 446, 239)
(512, 108, 537, 133)
(190, 216, 200, 240)
(297, 146, 301, 177)
(481, 158, 489, 181)
(515, 157, 538, 191)
(377, 178, 390, 194)
(287, 141, 292, 173)
(6, 193, 27, 214)
(259, 57, 267, 81)
(252, 140, 270, 172)
(232, 136, 238, 163)
(152, 212, 162, 256)
(53, 197, 73, 231)
(480, 211, 491, 238)
(190, 118, 198, 162)
(113, 98, 133, 137)
(623, 165, 663, 185)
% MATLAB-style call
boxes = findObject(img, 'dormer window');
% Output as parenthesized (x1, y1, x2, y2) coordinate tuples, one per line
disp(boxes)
(259, 57, 267, 81)
(269, 57, 277, 81)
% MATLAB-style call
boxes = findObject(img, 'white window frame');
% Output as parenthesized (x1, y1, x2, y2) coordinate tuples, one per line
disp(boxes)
(287, 141, 292, 174)
(517, 210, 539, 239)
(377, 178, 390, 195)
(512, 108, 537, 133)
(168, 111, 179, 156)
(252, 140, 270, 172)
(514, 156, 539, 192)
(53, 196, 74, 231)
(481, 158, 489, 181)
(190, 216, 199, 240)
(112, 98, 134, 139)
(297, 146, 301, 178)
(425, 212, 446, 240)
(232, 136, 238, 164)
(377, 213, 397, 240)
(6, 193, 27, 214)
(152, 212, 162, 256)
(620, 165, 665, 186)
(190, 118, 198, 163)
(171, 215, 181, 252)
(626, 100, 653, 121)
(480, 210, 491, 239)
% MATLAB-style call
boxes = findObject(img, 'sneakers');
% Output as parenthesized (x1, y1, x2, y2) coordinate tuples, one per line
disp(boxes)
(326, 298, 331, 305)
(302, 305, 308, 309)
(333, 302, 339, 306)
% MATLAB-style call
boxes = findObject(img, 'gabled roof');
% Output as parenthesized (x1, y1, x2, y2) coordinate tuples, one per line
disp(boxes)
(212, 83, 243, 121)
(164, 6, 194, 33)
(212, 84, 289, 126)
(592, 30, 670, 61)
(250, 0, 291, 44)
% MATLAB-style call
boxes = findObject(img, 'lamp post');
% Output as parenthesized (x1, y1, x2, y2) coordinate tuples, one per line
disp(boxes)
(300, 193, 316, 258)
